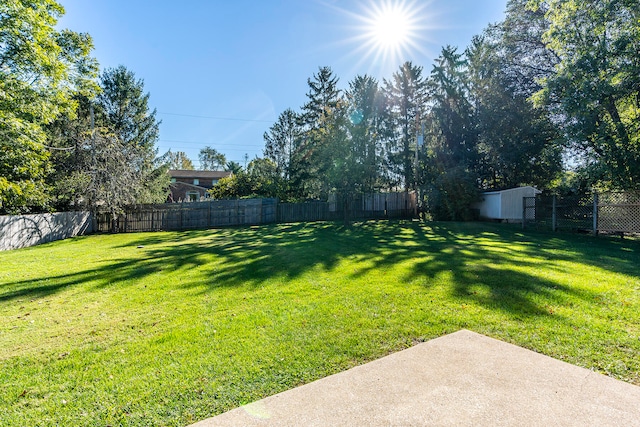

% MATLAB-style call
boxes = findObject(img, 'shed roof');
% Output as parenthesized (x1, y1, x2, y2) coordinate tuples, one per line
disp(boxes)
(481, 186, 541, 196)
(169, 170, 232, 179)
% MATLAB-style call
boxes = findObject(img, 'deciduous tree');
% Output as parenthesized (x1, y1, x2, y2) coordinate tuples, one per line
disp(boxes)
(166, 151, 195, 170)
(198, 146, 227, 170)
(0, 0, 98, 213)
(531, 0, 640, 189)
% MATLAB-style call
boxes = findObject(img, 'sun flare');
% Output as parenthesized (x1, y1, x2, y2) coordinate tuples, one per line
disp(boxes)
(369, 5, 412, 50)
(332, 0, 434, 76)
(354, 0, 427, 71)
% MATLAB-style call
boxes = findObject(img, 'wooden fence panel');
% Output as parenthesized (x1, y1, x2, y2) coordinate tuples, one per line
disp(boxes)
(277, 202, 330, 223)
(261, 198, 277, 223)
(0, 211, 93, 251)
(96, 193, 416, 233)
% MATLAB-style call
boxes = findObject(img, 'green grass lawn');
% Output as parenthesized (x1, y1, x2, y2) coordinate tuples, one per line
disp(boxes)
(1, 220, 639, 426)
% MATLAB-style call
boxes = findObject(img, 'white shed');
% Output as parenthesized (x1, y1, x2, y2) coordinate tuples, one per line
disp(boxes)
(474, 186, 541, 221)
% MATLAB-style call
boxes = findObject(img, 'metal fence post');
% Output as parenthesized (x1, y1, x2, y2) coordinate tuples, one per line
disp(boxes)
(552, 195, 557, 232)
(522, 197, 526, 230)
(593, 192, 599, 235)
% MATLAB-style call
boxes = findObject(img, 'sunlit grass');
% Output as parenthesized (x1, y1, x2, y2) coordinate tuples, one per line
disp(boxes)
(1, 221, 639, 426)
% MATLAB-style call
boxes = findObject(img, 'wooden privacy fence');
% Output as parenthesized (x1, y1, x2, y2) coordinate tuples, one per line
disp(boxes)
(0, 211, 93, 251)
(96, 192, 416, 233)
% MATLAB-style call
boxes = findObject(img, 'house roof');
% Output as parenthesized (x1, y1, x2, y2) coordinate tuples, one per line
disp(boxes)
(169, 181, 209, 191)
(169, 169, 232, 179)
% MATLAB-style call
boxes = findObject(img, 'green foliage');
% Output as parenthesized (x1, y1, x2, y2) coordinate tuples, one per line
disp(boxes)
(426, 46, 476, 164)
(346, 75, 385, 193)
(208, 173, 249, 199)
(0, 124, 52, 213)
(44, 67, 168, 213)
(530, 0, 640, 189)
(225, 161, 243, 174)
(383, 62, 427, 190)
(1, 222, 639, 425)
(0, 0, 98, 213)
(97, 67, 167, 206)
(421, 47, 478, 219)
(165, 150, 195, 170)
(259, 0, 638, 207)
(263, 108, 301, 180)
(198, 146, 227, 170)
(98, 66, 158, 151)
(209, 158, 287, 200)
(425, 166, 480, 221)
(89, 129, 148, 215)
(296, 66, 343, 199)
(466, 35, 562, 189)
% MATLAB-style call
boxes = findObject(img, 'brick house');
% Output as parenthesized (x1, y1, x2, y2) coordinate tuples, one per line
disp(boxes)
(168, 170, 232, 202)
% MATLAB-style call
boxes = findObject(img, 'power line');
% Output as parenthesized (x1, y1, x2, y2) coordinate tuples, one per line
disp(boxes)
(158, 139, 263, 148)
(158, 146, 262, 154)
(158, 111, 275, 124)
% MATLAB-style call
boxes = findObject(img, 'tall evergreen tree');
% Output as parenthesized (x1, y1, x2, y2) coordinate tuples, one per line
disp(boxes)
(97, 66, 167, 204)
(46, 66, 167, 213)
(298, 66, 343, 198)
(423, 46, 479, 220)
(466, 35, 562, 189)
(426, 46, 477, 170)
(263, 108, 302, 181)
(98, 66, 159, 152)
(345, 75, 385, 193)
(383, 62, 427, 190)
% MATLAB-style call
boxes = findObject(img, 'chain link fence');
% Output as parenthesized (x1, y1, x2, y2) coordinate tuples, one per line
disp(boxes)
(524, 192, 640, 235)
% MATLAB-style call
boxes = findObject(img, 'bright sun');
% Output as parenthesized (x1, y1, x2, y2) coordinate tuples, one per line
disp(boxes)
(334, 0, 432, 76)
(370, 6, 412, 49)
(357, 0, 425, 68)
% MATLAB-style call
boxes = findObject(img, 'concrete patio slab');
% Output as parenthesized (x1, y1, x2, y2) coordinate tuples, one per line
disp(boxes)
(191, 329, 640, 426)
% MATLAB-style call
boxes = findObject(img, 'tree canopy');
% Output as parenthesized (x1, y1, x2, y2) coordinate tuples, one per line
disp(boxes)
(0, 0, 98, 213)
(531, 0, 640, 189)
(198, 146, 227, 170)
(249, 0, 639, 217)
(6, 0, 639, 217)
(1, 1, 168, 215)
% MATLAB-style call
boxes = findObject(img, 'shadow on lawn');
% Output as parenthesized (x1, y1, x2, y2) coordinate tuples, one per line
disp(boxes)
(2, 221, 639, 317)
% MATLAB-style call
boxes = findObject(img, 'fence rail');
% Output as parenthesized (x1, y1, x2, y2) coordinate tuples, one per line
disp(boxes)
(96, 192, 416, 233)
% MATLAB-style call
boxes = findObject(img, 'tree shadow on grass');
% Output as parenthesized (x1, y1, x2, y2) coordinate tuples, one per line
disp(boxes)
(2, 220, 639, 319)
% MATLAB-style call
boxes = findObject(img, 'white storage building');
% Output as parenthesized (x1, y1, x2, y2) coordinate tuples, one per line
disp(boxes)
(474, 186, 541, 221)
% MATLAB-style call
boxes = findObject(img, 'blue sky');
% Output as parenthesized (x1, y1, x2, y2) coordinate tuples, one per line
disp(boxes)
(58, 0, 507, 168)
